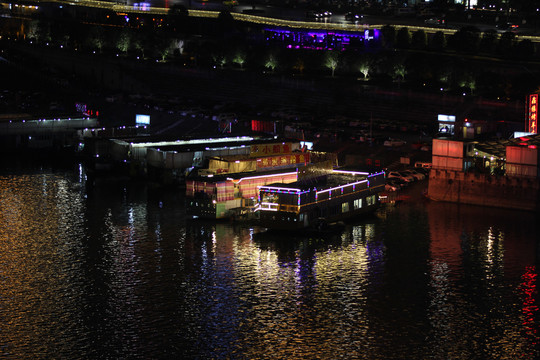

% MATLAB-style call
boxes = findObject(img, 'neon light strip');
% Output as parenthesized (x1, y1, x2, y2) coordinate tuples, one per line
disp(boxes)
(260, 203, 279, 211)
(316, 179, 368, 195)
(259, 186, 302, 192)
(332, 170, 369, 175)
(130, 136, 255, 148)
(237, 171, 297, 184)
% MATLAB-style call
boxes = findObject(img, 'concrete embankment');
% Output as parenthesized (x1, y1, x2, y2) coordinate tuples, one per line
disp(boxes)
(427, 169, 540, 211)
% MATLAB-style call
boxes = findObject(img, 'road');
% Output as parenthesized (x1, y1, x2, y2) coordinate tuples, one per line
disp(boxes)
(109, 0, 536, 34)
(32, 0, 538, 39)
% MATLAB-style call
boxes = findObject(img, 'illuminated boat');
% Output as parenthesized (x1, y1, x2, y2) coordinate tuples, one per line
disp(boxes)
(257, 169, 385, 231)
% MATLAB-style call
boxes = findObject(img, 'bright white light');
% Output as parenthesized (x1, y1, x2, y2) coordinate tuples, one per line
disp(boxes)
(238, 172, 297, 184)
(332, 170, 369, 176)
(316, 179, 368, 195)
(259, 185, 302, 192)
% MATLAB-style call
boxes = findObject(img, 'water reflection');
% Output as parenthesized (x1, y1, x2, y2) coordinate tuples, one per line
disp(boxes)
(0, 170, 538, 359)
(426, 201, 539, 359)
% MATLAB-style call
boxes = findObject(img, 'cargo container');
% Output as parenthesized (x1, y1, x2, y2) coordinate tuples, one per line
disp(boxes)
(506, 146, 538, 166)
(432, 139, 469, 158)
(432, 155, 465, 171)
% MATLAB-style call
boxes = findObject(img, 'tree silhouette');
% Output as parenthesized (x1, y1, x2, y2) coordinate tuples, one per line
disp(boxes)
(396, 27, 410, 49)
(429, 31, 446, 51)
(324, 51, 339, 77)
(168, 4, 188, 33)
(411, 30, 426, 50)
(381, 25, 396, 48)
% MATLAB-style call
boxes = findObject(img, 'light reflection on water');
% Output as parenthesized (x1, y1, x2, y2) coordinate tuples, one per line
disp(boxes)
(0, 169, 538, 359)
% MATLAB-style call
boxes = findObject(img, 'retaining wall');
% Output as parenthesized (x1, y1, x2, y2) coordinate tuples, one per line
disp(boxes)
(427, 169, 540, 211)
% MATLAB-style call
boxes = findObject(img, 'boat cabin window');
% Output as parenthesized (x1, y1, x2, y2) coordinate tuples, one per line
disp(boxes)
(354, 199, 362, 209)
(261, 193, 279, 204)
(342, 202, 349, 213)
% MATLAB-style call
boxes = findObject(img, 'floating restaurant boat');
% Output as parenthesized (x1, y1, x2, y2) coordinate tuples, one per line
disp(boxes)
(186, 169, 301, 219)
(257, 169, 386, 231)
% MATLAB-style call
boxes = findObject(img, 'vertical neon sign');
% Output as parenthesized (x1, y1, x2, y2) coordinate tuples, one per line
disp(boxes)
(528, 94, 538, 134)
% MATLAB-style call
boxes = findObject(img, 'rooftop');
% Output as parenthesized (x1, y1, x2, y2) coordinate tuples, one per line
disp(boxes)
(260, 169, 377, 193)
(474, 133, 540, 158)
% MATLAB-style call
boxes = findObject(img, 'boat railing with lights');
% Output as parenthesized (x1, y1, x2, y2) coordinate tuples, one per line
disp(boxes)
(257, 169, 386, 230)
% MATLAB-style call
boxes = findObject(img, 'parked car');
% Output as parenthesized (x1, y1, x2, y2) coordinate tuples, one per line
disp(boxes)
(403, 169, 425, 181)
(413, 167, 430, 176)
(385, 180, 400, 192)
(414, 161, 432, 169)
(387, 171, 415, 183)
(389, 177, 408, 188)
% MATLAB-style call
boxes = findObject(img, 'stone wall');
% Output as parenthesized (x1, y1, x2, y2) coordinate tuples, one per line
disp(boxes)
(427, 169, 540, 211)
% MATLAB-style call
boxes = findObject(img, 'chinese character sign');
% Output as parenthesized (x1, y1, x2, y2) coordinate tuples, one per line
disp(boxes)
(250, 143, 293, 157)
(529, 94, 538, 134)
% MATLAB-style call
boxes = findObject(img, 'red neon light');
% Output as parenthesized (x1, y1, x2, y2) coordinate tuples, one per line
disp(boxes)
(528, 145, 537, 149)
(519, 266, 538, 349)
(529, 94, 538, 134)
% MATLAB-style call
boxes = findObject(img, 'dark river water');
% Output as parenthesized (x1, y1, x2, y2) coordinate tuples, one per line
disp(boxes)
(1, 164, 539, 359)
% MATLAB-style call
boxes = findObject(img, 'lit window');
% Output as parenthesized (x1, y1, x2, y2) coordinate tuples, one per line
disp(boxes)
(354, 199, 362, 209)
(342, 202, 349, 213)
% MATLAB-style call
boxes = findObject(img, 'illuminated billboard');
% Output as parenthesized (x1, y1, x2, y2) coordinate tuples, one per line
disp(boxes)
(437, 114, 455, 135)
(528, 94, 538, 134)
(136, 114, 150, 126)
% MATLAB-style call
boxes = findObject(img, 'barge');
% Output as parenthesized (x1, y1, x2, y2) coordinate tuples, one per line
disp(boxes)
(257, 169, 386, 231)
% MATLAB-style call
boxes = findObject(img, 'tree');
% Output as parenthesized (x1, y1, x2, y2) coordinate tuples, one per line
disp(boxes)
(479, 30, 497, 54)
(264, 52, 278, 72)
(497, 31, 516, 57)
(393, 62, 406, 82)
(158, 38, 179, 61)
(27, 19, 51, 44)
(449, 26, 480, 53)
(217, 10, 235, 33)
(116, 29, 131, 54)
(293, 57, 304, 75)
(357, 54, 372, 80)
(168, 4, 188, 33)
(380, 25, 396, 48)
(232, 50, 246, 68)
(132, 32, 151, 58)
(324, 51, 339, 77)
(429, 31, 446, 51)
(458, 73, 476, 94)
(411, 29, 426, 50)
(87, 26, 105, 53)
(396, 27, 410, 49)
(212, 53, 227, 68)
(515, 39, 535, 59)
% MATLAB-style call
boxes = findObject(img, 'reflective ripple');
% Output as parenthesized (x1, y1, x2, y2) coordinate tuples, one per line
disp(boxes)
(0, 169, 538, 359)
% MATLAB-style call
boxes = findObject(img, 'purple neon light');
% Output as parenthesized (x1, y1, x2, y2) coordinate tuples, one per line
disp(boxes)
(265, 28, 379, 42)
